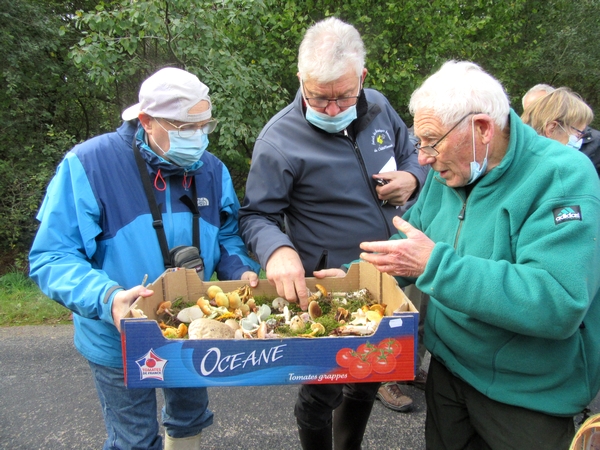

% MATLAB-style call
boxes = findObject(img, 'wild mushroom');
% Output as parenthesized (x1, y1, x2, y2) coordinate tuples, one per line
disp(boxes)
(257, 304, 271, 321)
(206, 285, 223, 300)
(272, 297, 289, 312)
(308, 300, 322, 320)
(289, 315, 305, 332)
(214, 292, 229, 308)
(334, 307, 349, 323)
(227, 291, 242, 310)
(156, 301, 174, 317)
(196, 297, 213, 315)
(300, 322, 326, 337)
(177, 305, 204, 323)
(308, 284, 328, 302)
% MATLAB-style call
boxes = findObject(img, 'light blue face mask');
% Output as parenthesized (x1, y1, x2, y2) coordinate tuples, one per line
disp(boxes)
(305, 103, 357, 134)
(467, 116, 488, 185)
(153, 120, 209, 168)
(164, 131, 208, 168)
(566, 134, 583, 150)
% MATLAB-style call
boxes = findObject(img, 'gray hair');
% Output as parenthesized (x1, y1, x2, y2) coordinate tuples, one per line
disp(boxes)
(298, 17, 365, 83)
(522, 84, 555, 108)
(409, 60, 510, 130)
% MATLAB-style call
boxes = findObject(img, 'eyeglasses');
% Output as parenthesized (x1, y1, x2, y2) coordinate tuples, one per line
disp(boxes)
(301, 78, 362, 109)
(569, 124, 586, 140)
(416, 112, 481, 157)
(557, 123, 586, 140)
(161, 118, 218, 138)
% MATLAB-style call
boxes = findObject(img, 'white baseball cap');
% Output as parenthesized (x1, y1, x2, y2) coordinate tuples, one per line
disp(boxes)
(122, 67, 212, 122)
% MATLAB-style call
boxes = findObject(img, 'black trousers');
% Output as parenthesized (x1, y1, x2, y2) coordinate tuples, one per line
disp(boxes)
(425, 357, 575, 450)
(294, 382, 380, 430)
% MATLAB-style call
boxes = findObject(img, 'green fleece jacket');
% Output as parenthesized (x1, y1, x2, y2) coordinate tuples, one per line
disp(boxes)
(398, 110, 600, 416)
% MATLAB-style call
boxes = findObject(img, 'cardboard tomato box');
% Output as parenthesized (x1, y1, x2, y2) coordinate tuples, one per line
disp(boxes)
(121, 261, 418, 388)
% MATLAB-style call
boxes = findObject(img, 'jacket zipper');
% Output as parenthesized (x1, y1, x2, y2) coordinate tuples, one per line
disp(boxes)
(344, 130, 393, 236)
(452, 188, 467, 249)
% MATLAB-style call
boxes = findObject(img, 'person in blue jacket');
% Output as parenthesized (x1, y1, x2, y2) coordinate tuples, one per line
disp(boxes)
(29, 67, 260, 450)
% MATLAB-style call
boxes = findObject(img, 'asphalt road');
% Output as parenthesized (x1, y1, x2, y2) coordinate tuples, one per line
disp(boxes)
(0, 325, 597, 450)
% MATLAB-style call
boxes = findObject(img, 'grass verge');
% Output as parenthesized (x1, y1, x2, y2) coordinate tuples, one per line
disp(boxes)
(0, 271, 71, 326)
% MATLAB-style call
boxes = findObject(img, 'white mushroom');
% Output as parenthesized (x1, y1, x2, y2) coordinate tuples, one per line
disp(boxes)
(289, 315, 305, 332)
(272, 297, 289, 312)
(257, 304, 271, 321)
(176, 305, 204, 323)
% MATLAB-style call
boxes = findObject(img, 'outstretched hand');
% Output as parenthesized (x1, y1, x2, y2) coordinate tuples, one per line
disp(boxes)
(359, 216, 434, 278)
(265, 247, 309, 310)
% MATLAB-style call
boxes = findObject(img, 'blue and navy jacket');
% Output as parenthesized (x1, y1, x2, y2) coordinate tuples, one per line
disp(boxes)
(29, 120, 260, 368)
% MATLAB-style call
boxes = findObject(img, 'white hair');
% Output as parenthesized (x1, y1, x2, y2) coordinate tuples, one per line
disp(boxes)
(522, 84, 555, 108)
(409, 61, 510, 130)
(298, 17, 365, 83)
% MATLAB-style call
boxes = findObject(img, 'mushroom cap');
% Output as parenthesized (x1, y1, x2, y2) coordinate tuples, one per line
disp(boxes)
(289, 315, 305, 332)
(308, 300, 322, 320)
(156, 301, 172, 315)
(310, 322, 326, 336)
(228, 292, 242, 309)
(272, 297, 289, 311)
(214, 292, 230, 308)
(315, 284, 328, 297)
(177, 305, 204, 323)
(257, 304, 271, 321)
(206, 285, 223, 300)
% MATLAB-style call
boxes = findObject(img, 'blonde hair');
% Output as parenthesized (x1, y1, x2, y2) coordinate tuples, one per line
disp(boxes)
(521, 87, 594, 135)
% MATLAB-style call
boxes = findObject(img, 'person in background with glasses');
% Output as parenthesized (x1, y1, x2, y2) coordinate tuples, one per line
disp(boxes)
(521, 86, 600, 177)
(240, 16, 428, 450)
(29, 67, 260, 450)
(319, 60, 600, 449)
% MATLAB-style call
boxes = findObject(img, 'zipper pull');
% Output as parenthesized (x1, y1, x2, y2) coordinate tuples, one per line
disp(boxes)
(458, 203, 466, 220)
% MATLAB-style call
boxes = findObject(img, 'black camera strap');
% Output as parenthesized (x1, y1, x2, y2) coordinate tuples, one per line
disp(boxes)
(132, 137, 200, 268)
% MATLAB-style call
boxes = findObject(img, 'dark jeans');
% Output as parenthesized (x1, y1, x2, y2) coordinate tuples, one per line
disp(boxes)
(294, 382, 380, 430)
(425, 357, 575, 450)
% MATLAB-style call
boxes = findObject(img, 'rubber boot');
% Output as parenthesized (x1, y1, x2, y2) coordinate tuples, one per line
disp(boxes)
(164, 432, 202, 450)
(333, 397, 375, 450)
(297, 423, 333, 450)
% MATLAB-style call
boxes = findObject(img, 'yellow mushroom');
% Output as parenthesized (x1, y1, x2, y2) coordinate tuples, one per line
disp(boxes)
(206, 285, 223, 300)
(227, 291, 242, 310)
(214, 292, 229, 308)
(196, 297, 213, 315)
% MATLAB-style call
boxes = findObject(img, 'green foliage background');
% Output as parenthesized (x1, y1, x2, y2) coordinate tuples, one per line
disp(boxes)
(1, 0, 599, 274)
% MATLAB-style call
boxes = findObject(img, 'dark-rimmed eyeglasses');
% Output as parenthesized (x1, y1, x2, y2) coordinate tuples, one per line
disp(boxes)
(416, 112, 482, 157)
(568, 124, 586, 140)
(161, 118, 218, 138)
(301, 78, 362, 109)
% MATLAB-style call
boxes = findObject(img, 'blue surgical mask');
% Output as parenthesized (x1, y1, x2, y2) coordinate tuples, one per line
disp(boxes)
(152, 120, 209, 169)
(467, 116, 488, 185)
(164, 131, 208, 168)
(566, 134, 583, 150)
(305, 103, 357, 133)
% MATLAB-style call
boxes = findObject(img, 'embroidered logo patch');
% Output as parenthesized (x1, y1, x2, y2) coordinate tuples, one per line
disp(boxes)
(553, 205, 582, 225)
(371, 129, 394, 153)
(197, 197, 209, 207)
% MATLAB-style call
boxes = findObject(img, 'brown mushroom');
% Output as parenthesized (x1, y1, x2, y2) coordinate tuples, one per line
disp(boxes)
(308, 300, 322, 320)
(156, 301, 173, 316)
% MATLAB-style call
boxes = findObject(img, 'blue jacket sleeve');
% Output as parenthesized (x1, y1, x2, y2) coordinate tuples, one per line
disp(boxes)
(29, 153, 121, 325)
(214, 164, 261, 280)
